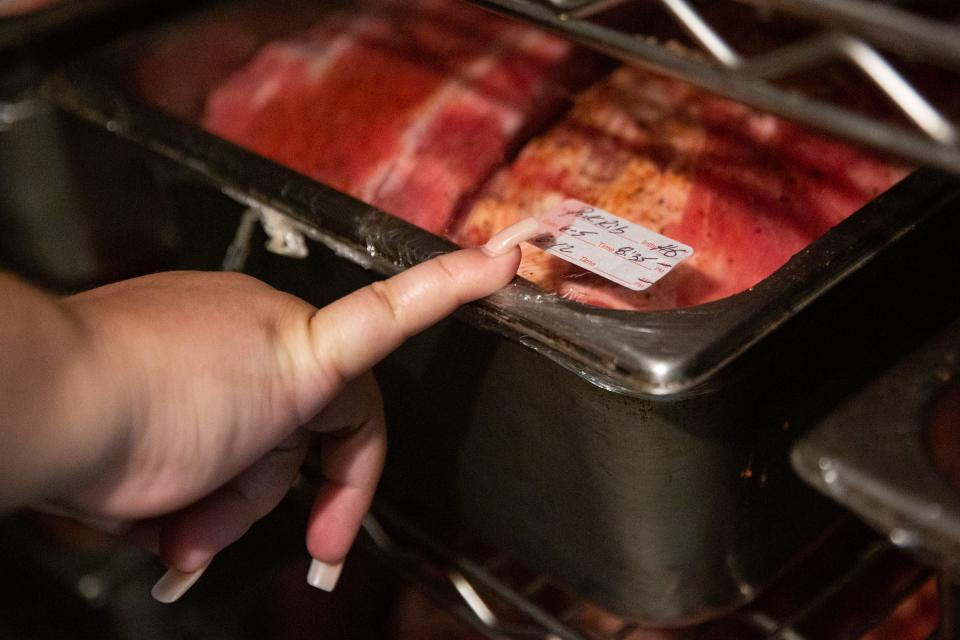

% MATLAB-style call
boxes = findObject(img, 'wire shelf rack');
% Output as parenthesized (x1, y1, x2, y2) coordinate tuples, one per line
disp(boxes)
(363, 503, 934, 640)
(463, 0, 960, 173)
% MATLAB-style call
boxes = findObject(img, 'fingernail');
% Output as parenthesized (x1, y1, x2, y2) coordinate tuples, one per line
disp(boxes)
(151, 566, 208, 604)
(306, 558, 344, 592)
(481, 217, 542, 256)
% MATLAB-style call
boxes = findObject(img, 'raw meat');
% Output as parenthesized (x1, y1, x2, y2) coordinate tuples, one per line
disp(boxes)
(454, 66, 908, 311)
(201, 0, 573, 234)
(133, 2, 317, 122)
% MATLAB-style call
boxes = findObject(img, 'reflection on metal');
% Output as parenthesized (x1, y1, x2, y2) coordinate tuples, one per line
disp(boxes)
(449, 570, 499, 627)
(467, 0, 960, 173)
(841, 37, 956, 145)
(0, 98, 38, 131)
(659, 0, 741, 67)
(361, 513, 396, 551)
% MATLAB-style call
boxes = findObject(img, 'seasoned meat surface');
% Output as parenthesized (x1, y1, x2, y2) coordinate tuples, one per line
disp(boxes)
(454, 67, 907, 310)
(197, 1, 904, 311)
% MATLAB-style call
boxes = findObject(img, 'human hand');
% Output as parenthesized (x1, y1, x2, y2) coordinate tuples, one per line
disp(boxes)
(40, 221, 536, 601)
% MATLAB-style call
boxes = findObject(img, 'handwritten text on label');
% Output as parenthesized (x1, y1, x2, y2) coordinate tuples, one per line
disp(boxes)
(527, 200, 694, 292)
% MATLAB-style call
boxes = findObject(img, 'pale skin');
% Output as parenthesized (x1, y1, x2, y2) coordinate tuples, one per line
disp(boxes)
(0, 245, 521, 575)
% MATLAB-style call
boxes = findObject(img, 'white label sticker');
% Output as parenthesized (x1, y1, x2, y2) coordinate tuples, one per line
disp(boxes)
(528, 199, 694, 291)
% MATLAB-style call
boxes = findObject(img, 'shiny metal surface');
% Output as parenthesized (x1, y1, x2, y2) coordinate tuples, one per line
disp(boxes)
(793, 318, 960, 576)
(734, 0, 960, 66)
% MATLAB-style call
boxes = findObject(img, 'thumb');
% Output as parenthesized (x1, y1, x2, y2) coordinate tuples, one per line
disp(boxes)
(294, 244, 522, 405)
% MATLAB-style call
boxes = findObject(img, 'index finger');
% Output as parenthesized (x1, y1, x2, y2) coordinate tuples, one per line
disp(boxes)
(307, 245, 520, 391)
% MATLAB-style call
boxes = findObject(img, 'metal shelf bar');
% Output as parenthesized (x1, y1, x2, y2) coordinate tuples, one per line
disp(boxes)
(841, 36, 957, 144)
(734, 0, 960, 68)
(559, 0, 960, 66)
(658, 0, 742, 66)
(369, 503, 589, 640)
(738, 32, 838, 78)
(464, 0, 960, 173)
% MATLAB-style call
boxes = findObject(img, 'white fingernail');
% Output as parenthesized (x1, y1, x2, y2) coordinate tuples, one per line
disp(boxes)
(481, 217, 542, 256)
(306, 558, 344, 592)
(151, 566, 208, 604)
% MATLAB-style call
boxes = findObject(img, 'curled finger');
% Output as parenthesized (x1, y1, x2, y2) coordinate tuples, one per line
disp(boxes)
(302, 372, 386, 590)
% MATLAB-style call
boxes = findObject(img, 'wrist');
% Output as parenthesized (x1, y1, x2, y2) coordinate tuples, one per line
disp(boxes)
(37, 294, 136, 513)
(0, 275, 132, 512)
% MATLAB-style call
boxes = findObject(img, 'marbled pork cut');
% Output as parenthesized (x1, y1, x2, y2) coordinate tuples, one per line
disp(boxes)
(454, 66, 908, 311)
(202, 1, 571, 234)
